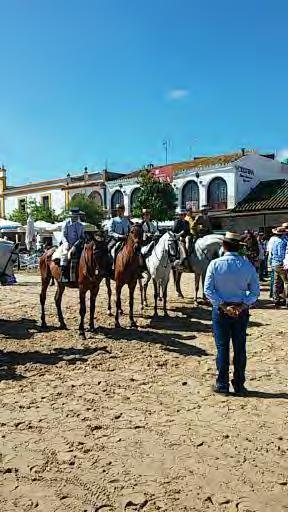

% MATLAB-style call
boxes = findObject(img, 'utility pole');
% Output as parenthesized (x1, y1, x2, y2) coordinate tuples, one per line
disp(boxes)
(163, 139, 168, 164)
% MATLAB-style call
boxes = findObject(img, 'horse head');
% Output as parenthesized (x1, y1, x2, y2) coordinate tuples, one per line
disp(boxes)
(82, 238, 110, 279)
(128, 224, 143, 253)
(166, 231, 180, 262)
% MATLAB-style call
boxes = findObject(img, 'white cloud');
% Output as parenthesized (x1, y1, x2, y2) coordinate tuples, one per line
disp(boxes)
(277, 148, 288, 162)
(167, 88, 189, 100)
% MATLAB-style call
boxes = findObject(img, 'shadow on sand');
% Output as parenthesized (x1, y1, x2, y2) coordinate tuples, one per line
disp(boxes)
(232, 389, 288, 400)
(99, 325, 209, 358)
(0, 345, 110, 381)
(0, 318, 50, 340)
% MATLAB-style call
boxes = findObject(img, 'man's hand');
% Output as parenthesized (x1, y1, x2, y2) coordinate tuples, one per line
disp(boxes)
(220, 304, 248, 317)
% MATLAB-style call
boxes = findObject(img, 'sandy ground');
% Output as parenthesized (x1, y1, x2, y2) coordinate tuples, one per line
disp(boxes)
(0, 272, 287, 512)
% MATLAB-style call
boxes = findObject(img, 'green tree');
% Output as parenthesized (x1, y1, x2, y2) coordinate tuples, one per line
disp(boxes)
(9, 199, 58, 225)
(132, 171, 177, 221)
(67, 194, 104, 226)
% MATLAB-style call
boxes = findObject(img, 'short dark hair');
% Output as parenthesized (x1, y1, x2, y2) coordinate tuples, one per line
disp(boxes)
(223, 240, 240, 253)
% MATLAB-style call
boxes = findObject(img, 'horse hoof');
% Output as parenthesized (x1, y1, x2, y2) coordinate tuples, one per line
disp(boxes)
(89, 327, 98, 334)
(115, 322, 121, 329)
(164, 311, 169, 318)
(120, 309, 124, 315)
(144, 302, 148, 308)
(59, 323, 68, 330)
(177, 293, 184, 299)
(40, 323, 48, 330)
(107, 310, 112, 317)
(79, 331, 86, 339)
(130, 321, 137, 329)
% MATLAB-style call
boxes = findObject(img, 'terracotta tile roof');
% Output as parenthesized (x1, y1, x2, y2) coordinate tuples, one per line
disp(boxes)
(123, 151, 256, 179)
(233, 179, 288, 212)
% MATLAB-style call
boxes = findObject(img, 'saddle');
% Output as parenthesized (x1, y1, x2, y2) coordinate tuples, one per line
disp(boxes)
(141, 240, 155, 259)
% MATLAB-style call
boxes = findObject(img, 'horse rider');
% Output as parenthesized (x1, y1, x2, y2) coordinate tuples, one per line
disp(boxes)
(60, 207, 85, 283)
(193, 206, 213, 237)
(108, 203, 131, 265)
(141, 209, 158, 243)
(173, 208, 191, 266)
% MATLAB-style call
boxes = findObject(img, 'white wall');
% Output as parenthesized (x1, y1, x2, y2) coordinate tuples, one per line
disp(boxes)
(173, 167, 236, 209)
(4, 187, 66, 216)
(234, 154, 288, 203)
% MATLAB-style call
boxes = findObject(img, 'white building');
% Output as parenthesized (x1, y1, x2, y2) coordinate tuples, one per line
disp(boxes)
(0, 167, 124, 218)
(105, 151, 288, 219)
(1, 151, 287, 231)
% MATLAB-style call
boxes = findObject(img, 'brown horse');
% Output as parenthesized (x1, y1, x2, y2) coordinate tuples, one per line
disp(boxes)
(39, 239, 111, 336)
(114, 224, 143, 328)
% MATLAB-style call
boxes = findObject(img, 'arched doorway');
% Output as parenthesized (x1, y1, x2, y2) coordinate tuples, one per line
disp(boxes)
(89, 190, 103, 206)
(111, 190, 124, 217)
(181, 180, 199, 211)
(130, 187, 141, 214)
(207, 177, 227, 210)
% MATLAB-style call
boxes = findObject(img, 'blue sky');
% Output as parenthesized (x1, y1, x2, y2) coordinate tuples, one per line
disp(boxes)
(1, 0, 288, 185)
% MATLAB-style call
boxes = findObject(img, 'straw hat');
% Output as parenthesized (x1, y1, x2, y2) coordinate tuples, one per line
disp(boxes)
(272, 226, 288, 235)
(223, 231, 243, 243)
(115, 203, 125, 210)
(142, 208, 150, 214)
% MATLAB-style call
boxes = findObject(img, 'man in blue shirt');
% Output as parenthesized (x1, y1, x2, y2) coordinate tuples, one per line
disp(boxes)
(60, 207, 85, 283)
(204, 231, 260, 396)
(270, 226, 288, 306)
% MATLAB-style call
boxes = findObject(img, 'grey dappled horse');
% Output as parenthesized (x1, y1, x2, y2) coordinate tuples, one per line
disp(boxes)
(0, 240, 19, 283)
(173, 234, 224, 303)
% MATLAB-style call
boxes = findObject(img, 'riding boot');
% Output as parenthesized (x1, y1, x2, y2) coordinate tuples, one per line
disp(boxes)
(60, 265, 69, 283)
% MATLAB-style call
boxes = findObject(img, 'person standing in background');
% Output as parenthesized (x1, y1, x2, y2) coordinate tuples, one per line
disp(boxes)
(204, 231, 260, 396)
(257, 233, 266, 281)
(270, 226, 288, 307)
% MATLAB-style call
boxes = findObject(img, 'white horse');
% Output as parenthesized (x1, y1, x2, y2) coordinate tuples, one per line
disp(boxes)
(139, 231, 179, 316)
(0, 240, 19, 283)
(173, 234, 224, 302)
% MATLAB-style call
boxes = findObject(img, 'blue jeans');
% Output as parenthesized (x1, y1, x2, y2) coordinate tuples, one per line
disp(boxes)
(212, 307, 249, 391)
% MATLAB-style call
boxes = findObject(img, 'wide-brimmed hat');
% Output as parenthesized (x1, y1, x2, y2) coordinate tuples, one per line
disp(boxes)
(272, 226, 288, 235)
(69, 207, 80, 216)
(142, 208, 150, 214)
(115, 203, 125, 210)
(223, 231, 244, 243)
(176, 207, 187, 215)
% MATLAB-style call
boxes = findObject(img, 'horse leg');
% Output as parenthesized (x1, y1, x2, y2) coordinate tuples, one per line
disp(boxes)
(201, 270, 209, 304)
(139, 278, 144, 313)
(158, 281, 162, 301)
(177, 271, 184, 299)
(163, 282, 169, 316)
(89, 286, 99, 332)
(55, 283, 67, 329)
(153, 279, 158, 317)
(128, 280, 137, 328)
(143, 273, 150, 307)
(79, 288, 86, 338)
(115, 284, 122, 328)
(40, 278, 50, 329)
(194, 273, 200, 305)
(106, 277, 112, 316)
